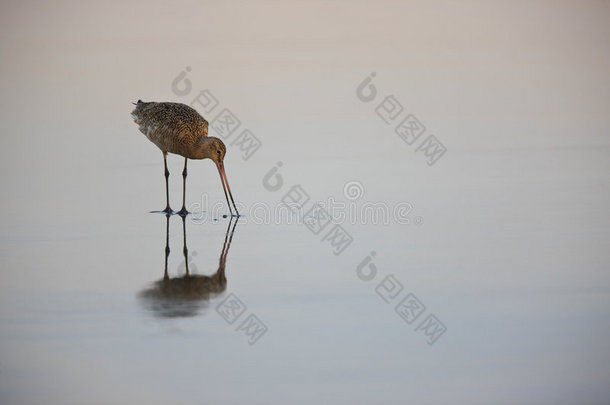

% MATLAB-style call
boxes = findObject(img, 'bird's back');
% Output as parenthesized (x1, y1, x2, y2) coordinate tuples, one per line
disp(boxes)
(131, 101, 209, 156)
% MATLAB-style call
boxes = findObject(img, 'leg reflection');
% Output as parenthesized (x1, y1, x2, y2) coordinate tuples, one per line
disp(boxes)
(163, 213, 170, 280)
(139, 217, 240, 318)
(182, 214, 189, 277)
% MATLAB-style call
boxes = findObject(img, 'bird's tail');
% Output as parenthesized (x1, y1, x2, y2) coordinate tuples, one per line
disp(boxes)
(130, 99, 145, 123)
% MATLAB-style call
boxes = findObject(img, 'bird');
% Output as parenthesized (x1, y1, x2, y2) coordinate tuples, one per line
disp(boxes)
(131, 100, 239, 217)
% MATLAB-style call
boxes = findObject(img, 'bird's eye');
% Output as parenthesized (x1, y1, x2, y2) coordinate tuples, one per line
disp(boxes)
(216, 150, 221, 155)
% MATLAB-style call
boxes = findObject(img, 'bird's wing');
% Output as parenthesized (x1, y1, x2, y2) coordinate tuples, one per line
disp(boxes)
(131, 102, 208, 141)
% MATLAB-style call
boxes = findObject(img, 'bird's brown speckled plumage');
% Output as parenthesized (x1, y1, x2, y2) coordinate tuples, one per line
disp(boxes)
(131, 101, 213, 159)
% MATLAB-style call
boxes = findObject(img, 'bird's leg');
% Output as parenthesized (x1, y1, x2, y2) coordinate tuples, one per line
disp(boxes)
(178, 158, 189, 217)
(162, 152, 172, 214)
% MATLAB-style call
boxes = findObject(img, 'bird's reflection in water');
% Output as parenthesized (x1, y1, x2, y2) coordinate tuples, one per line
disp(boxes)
(139, 215, 238, 318)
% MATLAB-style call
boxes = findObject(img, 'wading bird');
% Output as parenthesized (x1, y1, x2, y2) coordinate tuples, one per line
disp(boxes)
(131, 100, 239, 216)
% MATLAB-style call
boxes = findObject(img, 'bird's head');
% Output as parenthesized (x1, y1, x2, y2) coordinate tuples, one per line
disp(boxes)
(195, 136, 226, 164)
(195, 136, 239, 216)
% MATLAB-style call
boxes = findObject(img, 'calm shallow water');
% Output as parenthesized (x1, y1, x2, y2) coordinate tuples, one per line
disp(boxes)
(2, 1, 610, 404)
(2, 146, 609, 404)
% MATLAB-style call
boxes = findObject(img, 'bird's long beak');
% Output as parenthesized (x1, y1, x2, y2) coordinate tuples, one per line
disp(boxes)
(216, 162, 239, 217)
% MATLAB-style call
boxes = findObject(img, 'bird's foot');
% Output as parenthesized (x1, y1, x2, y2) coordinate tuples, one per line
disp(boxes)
(222, 213, 240, 219)
(150, 206, 174, 215)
